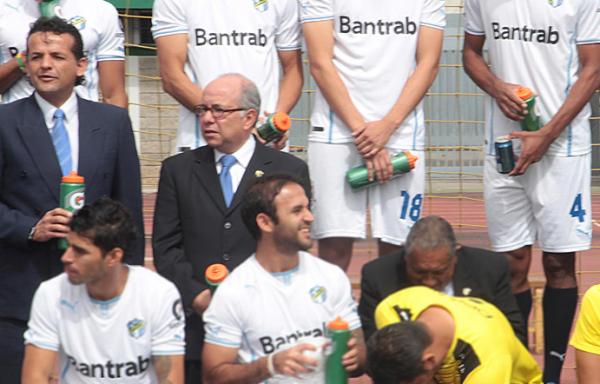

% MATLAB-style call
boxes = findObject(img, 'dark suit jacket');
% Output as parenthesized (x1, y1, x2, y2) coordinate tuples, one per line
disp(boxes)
(152, 140, 311, 360)
(359, 246, 526, 344)
(0, 94, 144, 322)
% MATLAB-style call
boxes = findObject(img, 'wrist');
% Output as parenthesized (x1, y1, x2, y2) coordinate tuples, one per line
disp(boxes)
(27, 225, 37, 242)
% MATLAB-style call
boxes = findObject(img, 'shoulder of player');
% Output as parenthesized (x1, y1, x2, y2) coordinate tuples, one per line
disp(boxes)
(582, 284, 600, 306)
(211, 256, 259, 294)
(34, 273, 73, 302)
(128, 266, 179, 296)
(304, 252, 349, 281)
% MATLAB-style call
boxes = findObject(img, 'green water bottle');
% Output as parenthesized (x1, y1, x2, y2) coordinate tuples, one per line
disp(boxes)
(39, 0, 63, 18)
(256, 112, 291, 143)
(325, 317, 350, 384)
(58, 172, 85, 250)
(516, 86, 541, 132)
(346, 151, 418, 189)
(205, 263, 229, 292)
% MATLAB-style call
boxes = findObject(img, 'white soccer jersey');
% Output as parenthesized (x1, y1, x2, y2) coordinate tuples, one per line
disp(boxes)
(24, 266, 185, 384)
(464, 0, 599, 157)
(0, 0, 124, 104)
(151, 0, 301, 150)
(300, 0, 445, 149)
(204, 252, 360, 380)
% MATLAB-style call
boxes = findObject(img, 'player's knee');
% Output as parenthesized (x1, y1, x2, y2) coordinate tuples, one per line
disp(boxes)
(543, 252, 575, 282)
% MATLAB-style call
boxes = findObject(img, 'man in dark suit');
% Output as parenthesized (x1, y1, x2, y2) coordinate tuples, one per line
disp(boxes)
(0, 17, 143, 382)
(152, 73, 310, 384)
(359, 215, 525, 345)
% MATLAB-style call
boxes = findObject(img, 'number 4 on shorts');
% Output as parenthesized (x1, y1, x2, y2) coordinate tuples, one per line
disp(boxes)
(570, 193, 586, 223)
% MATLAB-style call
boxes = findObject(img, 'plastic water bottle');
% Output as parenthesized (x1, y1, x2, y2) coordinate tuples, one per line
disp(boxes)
(256, 112, 291, 143)
(325, 317, 350, 384)
(58, 172, 85, 250)
(205, 263, 229, 292)
(346, 151, 417, 189)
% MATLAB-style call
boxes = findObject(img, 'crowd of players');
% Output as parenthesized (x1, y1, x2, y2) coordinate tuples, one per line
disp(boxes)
(0, 0, 599, 383)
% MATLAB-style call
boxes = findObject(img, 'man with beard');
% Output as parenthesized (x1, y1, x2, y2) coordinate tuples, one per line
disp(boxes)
(202, 174, 365, 383)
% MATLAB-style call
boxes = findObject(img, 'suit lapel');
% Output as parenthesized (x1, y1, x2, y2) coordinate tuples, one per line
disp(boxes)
(228, 142, 271, 212)
(194, 147, 227, 212)
(77, 98, 102, 183)
(18, 95, 61, 201)
(453, 254, 478, 297)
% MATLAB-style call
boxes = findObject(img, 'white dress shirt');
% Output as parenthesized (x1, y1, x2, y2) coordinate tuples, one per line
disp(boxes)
(214, 137, 256, 194)
(35, 92, 79, 172)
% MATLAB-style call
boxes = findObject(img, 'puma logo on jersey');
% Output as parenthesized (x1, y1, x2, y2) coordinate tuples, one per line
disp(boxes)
(491, 22, 559, 44)
(195, 28, 267, 47)
(339, 16, 417, 35)
(66, 354, 150, 379)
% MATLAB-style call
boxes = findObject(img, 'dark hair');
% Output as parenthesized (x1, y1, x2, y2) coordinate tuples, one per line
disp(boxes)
(70, 197, 137, 257)
(405, 215, 457, 259)
(241, 174, 302, 239)
(367, 322, 432, 384)
(27, 17, 86, 86)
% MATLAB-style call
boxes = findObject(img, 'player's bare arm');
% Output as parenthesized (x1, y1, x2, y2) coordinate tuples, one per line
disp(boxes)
(576, 349, 600, 384)
(155, 34, 203, 111)
(21, 345, 59, 384)
(153, 354, 184, 384)
(0, 58, 24, 94)
(276, 49, 303, 114)
(463, 32, 527, 121)
(203, 342, 318, 384)
(354, 26, 444, 159)
(97, 60, 128, 108)
(510, 43, 600, 175)
(343, 328, 367, 377)
(303, 20, 365, 134)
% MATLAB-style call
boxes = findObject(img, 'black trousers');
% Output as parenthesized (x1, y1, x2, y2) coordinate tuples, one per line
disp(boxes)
(0, 318, 27, 384)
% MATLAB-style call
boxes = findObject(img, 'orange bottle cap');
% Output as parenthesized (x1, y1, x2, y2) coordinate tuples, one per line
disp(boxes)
(328, 316, 349, 330)
(271, 112, 291, 132)
(404, 151, 418, 170)
(205, 263, 229, 284)
(516, 86, 534, 101)
(62, 171, 84, 183)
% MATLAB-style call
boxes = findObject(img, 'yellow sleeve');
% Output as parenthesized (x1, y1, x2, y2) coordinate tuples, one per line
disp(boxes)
(570, 286, 600, 355)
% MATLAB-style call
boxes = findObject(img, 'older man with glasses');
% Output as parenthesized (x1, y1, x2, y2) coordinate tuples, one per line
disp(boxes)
(359, 215, 525, 345)
(152, 73, 311, 384)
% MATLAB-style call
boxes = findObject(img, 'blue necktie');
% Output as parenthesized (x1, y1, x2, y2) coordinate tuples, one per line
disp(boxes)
(219, 155, 236, 207)
(51, 109, 72, 176)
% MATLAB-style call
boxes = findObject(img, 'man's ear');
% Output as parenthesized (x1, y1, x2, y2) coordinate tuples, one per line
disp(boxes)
(243, 108, 259, 131)
(256, 212, 274, 234)
(422, 351, 437, 373)
(105, 247, 124, 267)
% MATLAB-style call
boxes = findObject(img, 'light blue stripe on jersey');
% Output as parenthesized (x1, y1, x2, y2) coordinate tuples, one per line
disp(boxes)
(89, 294, 121, 306)
(565, 33, 576, 156)
(488, 97, 495, 155)
(189, 70, 201, 148)
(152, 349, 185, 355)
(205, 335, 241, 347)
(420, 22, 445, 30)
(152, 27, 188, 38)
(301, 15, 334, 23)
(97, 55, 125, 61)
(31, 341, 59, 351)
(61, 360, 70, 380)
(576, 39, 600, 44)
(276, 44, 302, 51)
(327, 108, 334, 143)
(86, 53, 96, 99)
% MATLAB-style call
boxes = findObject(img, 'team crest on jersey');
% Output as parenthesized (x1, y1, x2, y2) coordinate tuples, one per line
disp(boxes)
(253, 0, 268, 12)
(68, 16, 87, 31)
(547, 0, 563, 7)
(127, 319, 146, 339)
(309, 285, 327, 304)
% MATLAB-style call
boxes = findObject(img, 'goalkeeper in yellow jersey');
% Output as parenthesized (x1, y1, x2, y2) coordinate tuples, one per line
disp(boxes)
(368, 286, 541, 384)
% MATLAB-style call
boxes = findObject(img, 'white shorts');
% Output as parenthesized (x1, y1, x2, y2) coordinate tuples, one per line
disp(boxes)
(307, 141, 425, 245)
(484, 153, 592, 253)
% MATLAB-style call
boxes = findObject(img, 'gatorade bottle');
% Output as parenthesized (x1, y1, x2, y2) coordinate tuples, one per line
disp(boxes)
(39, 0, 63, 18)
(516, 86, 541, 132)
(346, 151, 417, 189)
(256, 112, 291, 143)
(325, 317, 350, 384)
(205, 263, 229, 292)
(58, 172, 85, 250)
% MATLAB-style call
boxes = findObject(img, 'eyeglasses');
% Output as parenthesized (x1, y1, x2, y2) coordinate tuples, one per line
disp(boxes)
(194, 105, 248, 120)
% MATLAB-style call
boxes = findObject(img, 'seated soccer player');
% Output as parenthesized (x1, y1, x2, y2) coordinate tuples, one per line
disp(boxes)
(368, 286, 542, 384)
(22, 198, 184, 384)
(202, 174, 365, 383)
(570, 284, 600, 384)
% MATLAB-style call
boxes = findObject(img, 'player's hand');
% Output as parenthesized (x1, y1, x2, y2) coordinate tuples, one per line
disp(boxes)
(509, 128, 554, 176)
(342, 337, 360, 373)
(491, 80, 527, 121)
(353, 118, 395, 158)
(32, 208, 72, 242)
(365, 148, 394, 184)
(253, 111, 288, 151)
(272, 343, 318, 377)
(191, 289, 212, 316)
